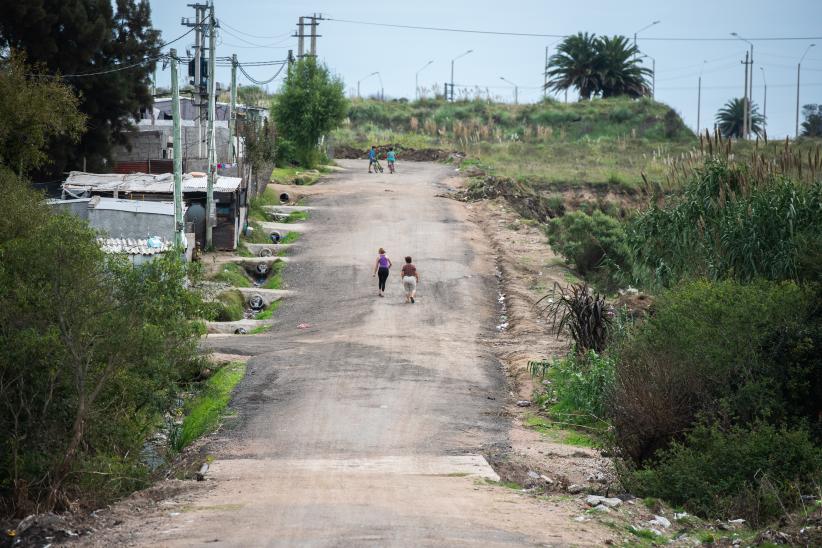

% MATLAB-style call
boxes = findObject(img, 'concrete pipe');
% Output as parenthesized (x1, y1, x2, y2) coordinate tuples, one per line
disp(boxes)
(234, 327, 248, 335)
(279, 192, 290, 203)
(269, 231, 282, 244)
(248, 293, 265, 310)
(256, 262, 269, 275)
(258, 247, 273, 257)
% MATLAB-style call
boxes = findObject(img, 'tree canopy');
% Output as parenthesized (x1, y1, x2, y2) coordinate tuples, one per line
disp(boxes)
(801, 104, 822, 137)
(273, 58, 347, 167)
(715, 98, 764, 139)
(0, 0, 161, 179)
(547, 32, 651, 100)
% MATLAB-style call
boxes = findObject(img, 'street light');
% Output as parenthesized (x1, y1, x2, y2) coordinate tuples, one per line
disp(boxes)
(641, 54, 656, 99)
(633, 20, 660, 49)
(415, 60, 434, 100)
(357, 71, 378, 99)
(375, 71, 384, 101)
(449, 49, 473, 101)
(796, 43, 816, 137)
(731, 32, 754, 139)
(499, 76, 518, 104)
(697, 60, 707, 135)
(760, 66, 767, 133)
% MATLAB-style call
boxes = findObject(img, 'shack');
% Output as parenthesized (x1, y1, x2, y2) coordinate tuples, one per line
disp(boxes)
(62, 171, 245, 251)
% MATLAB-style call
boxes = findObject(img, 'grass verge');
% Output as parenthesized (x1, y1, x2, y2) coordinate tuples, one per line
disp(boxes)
(209, 263, 251, 287)
(261, 261, 285, 289)
(254, 300, 281, 319)
(173, 361, 246, 451)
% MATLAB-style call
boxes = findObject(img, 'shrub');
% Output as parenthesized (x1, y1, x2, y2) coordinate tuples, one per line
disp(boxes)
(625, 422, 822, 524)
(610, 279, 819, 463)
(546, 211, 630, 289)
(539, 282, 612, 353)
(547, 350, 616, 423)
(214, 290, 245, 322)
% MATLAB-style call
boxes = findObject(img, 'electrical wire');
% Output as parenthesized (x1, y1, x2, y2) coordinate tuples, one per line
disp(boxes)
(219, 25, 293, 48)
(218, 20, 291, 41)
(237, 62, 286, 85)
(325, 17, 822, 42)
(60, 55, 166, 78)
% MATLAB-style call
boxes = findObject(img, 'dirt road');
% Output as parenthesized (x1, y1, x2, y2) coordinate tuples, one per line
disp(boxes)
(85, 161, 608, 546)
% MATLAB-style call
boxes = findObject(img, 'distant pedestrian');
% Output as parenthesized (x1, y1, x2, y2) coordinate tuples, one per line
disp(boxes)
(401, 256, 419, 303)
(387, 147, 396, 174)
(368, 145, 377, 173)
(373, 247, 392, 297)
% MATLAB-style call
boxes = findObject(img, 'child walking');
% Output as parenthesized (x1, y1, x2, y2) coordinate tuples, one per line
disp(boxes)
(387, 147, 397, 174)
(372, 248, 392, 297)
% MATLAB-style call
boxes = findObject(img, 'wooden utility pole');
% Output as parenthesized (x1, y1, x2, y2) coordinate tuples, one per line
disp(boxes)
(170, 49, 185, 249)
(205, 0, 216, 249)
(229, 54, 238, 163)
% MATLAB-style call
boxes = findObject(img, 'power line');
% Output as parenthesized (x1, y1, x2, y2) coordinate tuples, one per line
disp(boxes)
(237, 62, 287, 85)
(219, 24, 292, 48)
(218, 20, 291, 41)
(324, 17, 822, 42)
(60, 55, 166, 78)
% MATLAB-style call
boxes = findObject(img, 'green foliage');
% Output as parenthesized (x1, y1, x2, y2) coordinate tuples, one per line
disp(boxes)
(539, 282, 613, 354)
(254, 300, 280, 320)
(626, 422, 822, 524)
(172, 361, 246, 451)
(801, 104, 822, 137)
(0, 0, 161, 178)
(209, 263, 252, 288)
(628, 159, 822, 287)
(213, 290, 245, 322)
(715, 98, 764, 139)
(0, 54, 86, 174)
(274, 58, 347, 167)
(547, 350, 616, 423)
(547, 32, 651, 99)
(261, 261, 285, 289)
(611, 279, 820, 462)
(0, 169, 208, 512)
(546, 211, 629, 289)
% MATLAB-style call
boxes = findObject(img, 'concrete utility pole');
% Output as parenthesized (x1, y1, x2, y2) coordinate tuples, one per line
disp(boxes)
(171, 49, 185, 249)
(309, 13, 321, 57)
(741, 50, 749, 139)
(206, 0, 217, 249)
(732, 33, 754, 139)
(229, 54, 238, 163)
(183, 4, 208, 157)
(696, 60, 706, 135)
(297, 17, 305, 58)
(796, 43, 816, 138)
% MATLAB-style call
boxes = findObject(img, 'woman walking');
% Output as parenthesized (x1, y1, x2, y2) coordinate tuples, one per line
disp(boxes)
(373, 248, 392, 297)
(401, 256, 419, 303)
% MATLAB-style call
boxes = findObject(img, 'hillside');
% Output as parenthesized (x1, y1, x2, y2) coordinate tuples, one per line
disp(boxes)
(331, 97, 696, 189)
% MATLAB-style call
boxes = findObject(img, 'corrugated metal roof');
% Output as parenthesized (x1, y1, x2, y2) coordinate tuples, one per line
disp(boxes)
(89, 197, 177, 215)
(64, 171, 241, 194)
(97, 237, 172, 256)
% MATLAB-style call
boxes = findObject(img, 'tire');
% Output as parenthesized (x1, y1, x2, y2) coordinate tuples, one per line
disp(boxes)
(248, 293, 265, 310)
(258, 247, 273, 257)
(269, 231, 281, 244)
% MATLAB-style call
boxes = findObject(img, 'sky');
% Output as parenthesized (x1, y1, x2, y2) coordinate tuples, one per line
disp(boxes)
(147, 0, 822, 139)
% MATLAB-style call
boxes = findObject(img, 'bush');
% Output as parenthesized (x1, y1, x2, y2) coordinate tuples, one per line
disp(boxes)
(547, 350, 616, 424)
(625, 422, 822, 524)
(610, 279, 820, 463)
(546, 210, 630, 289)
(213, 290, 245, 322)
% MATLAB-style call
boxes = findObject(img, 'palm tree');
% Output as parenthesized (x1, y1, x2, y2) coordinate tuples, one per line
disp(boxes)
(715, 98, 765, 138)
(596, 36, 651, 98)
(547, 33, 651, 100)
(546, 32, 601, 100)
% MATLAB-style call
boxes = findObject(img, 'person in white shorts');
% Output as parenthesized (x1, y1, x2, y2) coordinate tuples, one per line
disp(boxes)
(401, 256, 419, 304)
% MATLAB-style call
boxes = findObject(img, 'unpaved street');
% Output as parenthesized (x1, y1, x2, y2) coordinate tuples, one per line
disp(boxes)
(84, 161, 608, 546)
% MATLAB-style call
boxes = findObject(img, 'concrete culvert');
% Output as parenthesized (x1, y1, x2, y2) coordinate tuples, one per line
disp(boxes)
(256, 262, 269, 275)
(269, 231, 282, 244)
(258, 247, 273, 257)
(279, 192, 290, 203)
(234, 327, 248, 335)
(248, 294, 265, 310)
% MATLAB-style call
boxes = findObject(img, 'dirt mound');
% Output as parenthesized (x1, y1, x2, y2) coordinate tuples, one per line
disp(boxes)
(458, 176, 564, 222)
(333, 144, 461, 162)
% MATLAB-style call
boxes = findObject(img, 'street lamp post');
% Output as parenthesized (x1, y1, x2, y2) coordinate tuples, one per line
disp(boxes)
(731, 33, 754, 139)
(450, 49, 473, 101)
(499, 76, 518, 104)
(633, 20, 660, 50)
(357, 71, 378, 99)
(760, 66, 767, 134)
(796, 43, 816, 138)
(375, 71, 384, 101)
(697, 60, 707, 135)
(415, 60, 434, 100)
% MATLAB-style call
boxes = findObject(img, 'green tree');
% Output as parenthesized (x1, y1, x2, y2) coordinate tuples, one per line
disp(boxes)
(546, 33, 650, 100)
(273, 58, 347, 167)
(0, 54, 86, 175)
(715, 98, 764, 139)
(0, 0, 161, 179)
(801, 103, 822, 137)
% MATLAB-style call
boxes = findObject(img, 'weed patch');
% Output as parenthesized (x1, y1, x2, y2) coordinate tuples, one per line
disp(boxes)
(209, 263, 251, 288)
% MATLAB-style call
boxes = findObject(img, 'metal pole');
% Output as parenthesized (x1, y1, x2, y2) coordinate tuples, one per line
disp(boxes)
(652, 58, 655, 99)
(450, 59, 454, 101)
(796, 62, 801, 137)
(742, 50, 749, 139)
(194, 6, 203, 158)
(171, 49, 185, 249)
(748, 45, 754, 137)
(514, 86, 518, 105)
(760, 67, 767, 133)
(229, 54, 237, 163)
(357, 80, 360, 98)
(206, 1, 216, 249)
(697, 76, 702, 135)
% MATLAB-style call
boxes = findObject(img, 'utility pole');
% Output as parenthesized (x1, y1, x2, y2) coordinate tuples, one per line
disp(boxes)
(170, 49, 185, 249)
(183, 4, 208, 157)
(796, 44, 816, 138)
(296, 17, 305, 58)
(229, 54, 238, 163)
(760, 67, 767, 134)
(741, 50, 749, 139)
(309, 13, 320, 57)
(205, 0, 216, 249)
